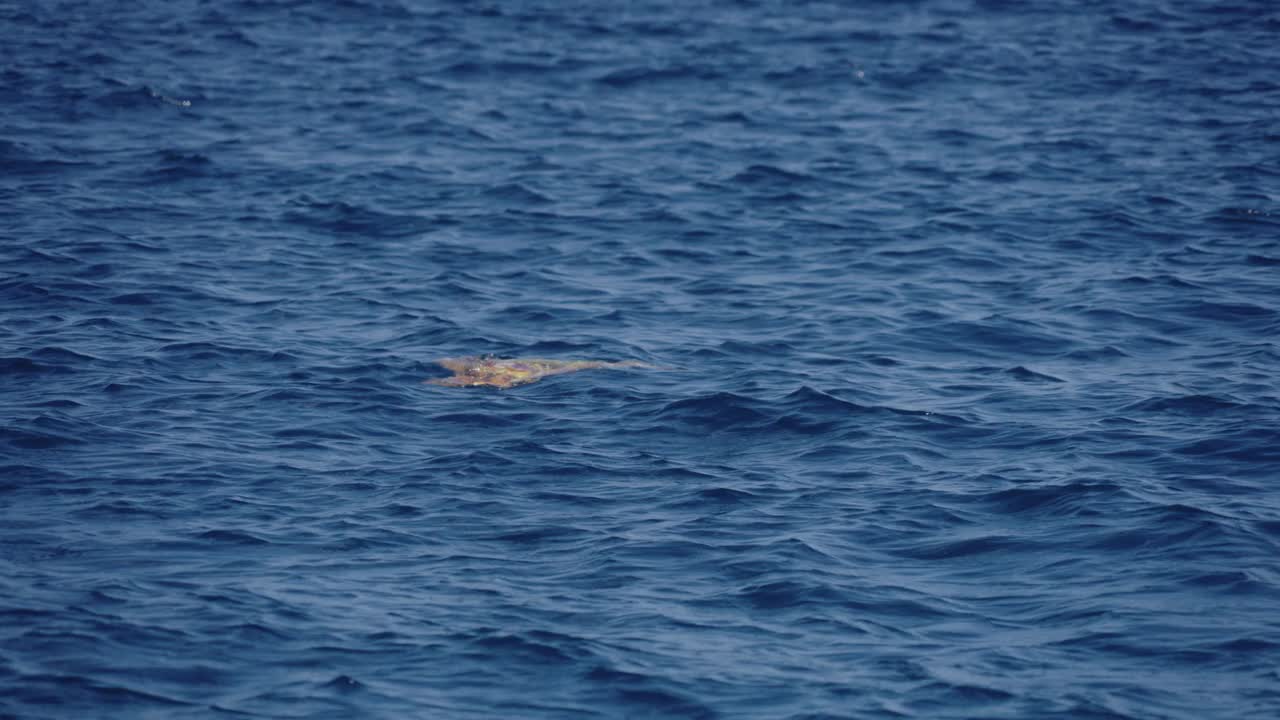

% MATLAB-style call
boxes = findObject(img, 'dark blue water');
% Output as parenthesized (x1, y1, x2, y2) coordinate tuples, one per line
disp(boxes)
(3, 0, 1279, 717)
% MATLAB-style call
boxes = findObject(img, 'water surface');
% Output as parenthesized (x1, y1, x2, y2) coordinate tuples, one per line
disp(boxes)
(2, 1, 1279, 717)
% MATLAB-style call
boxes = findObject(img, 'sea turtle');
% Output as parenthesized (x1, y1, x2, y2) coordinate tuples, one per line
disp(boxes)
(425, 355, 656, 388)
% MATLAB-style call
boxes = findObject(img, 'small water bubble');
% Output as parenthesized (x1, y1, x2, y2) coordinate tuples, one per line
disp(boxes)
(150, 88, 192, 107)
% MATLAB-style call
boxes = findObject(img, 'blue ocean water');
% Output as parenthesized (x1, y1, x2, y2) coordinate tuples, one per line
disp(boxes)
(2, 0, 1279, 717)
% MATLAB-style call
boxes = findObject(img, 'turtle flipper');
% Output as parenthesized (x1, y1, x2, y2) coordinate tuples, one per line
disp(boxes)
(424, 375, 473, 387)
